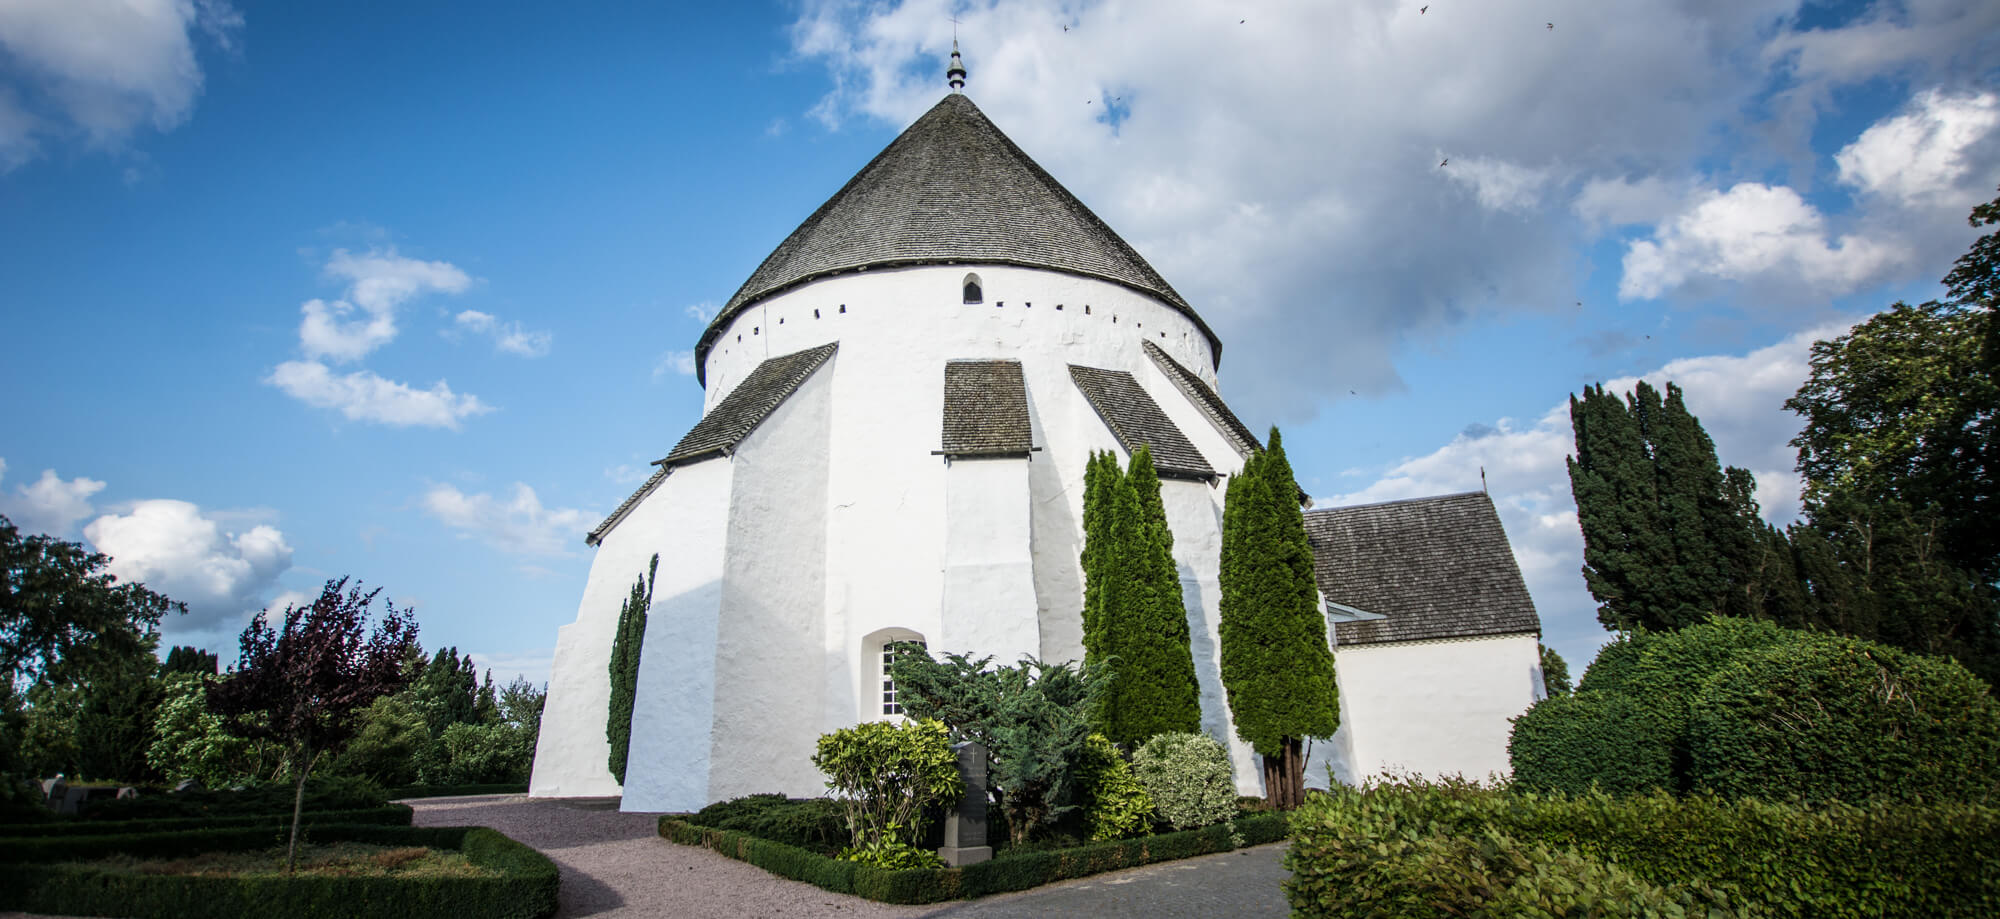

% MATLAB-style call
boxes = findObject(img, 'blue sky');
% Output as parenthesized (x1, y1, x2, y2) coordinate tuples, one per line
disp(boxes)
(3, 0, 1996, 684)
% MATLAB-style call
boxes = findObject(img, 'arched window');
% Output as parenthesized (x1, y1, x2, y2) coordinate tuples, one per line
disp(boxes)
(869, 629, 927, 717)
(962, 273, 983, 304)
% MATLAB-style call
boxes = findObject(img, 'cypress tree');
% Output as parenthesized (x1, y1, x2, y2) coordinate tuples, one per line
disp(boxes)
(1099, 446, 1202, 745)
(1218, 428, 1338, 809)
(606, 553, 657, 785)
(1080, 451, 1117, 671)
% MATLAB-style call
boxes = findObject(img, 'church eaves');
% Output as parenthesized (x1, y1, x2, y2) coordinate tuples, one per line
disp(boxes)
(1303, 491, 1542, 646)
(1069, 364, 1216, 481)
(1142, 340, 1261, 459)
(695, 93, 1221, 382)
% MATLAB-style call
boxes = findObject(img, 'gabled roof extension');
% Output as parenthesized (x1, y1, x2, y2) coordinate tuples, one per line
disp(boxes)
(1303, 491, 1541, 646)
(1143, 340, 1260, 458)
(585, 343, 838, 546)
(943, 360, 1033, 458)
(694, 93, 1221, 382)
(1068, 364, 1216, 481)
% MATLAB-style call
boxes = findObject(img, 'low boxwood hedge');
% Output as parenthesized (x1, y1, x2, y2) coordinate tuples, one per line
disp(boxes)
(0, 805, 414, 841)
(660, 812, 1287, 904)
(0, 824, 558, 919)
(1286, 779, 2000, 919)
(389, 783, 529, 799)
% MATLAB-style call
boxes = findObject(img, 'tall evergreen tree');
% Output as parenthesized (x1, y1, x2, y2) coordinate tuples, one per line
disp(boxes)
(1217, 428, 1338, 809)
(1101, 447, 1202, 746)
(1080, 451, 1121, 680)
(606, 554, 657, 785)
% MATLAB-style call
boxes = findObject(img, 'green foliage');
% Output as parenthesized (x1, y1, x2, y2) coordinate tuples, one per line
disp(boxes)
(1073, 734, 1151, 841)
(0, 824, 560, 919)
(839, 836, 945, 870)
(22, 629, 165, 783)
(888, 648, 1106, 844)
(76, 775, 390, 822)
(148, 673, 273, 788)
(410, 648, 480, 738)
(658, 811, 1287, 905)
(328, 695, 427, 788)
(1130, 731, 1238, 831)
(161, 646, 219, 676)
(1539, 642, 1571, 696)
(1218, 428, 1336, 805)
(386, 784, 527, 799)
(1508, 692, 1672, 797)
(1079, 450, 1203, 746)
(1286, 778, 2000, 919)
(0, 805, 412, 838)
(0, 515, 182, 688)
(430, 722, 532, 785)
(686, 794, 846, 853)
(1689, 636, 2000, 806)
(1944, 185, 2000, 306)
(811, 718, 962, 852)
(606, 554, 655, 785)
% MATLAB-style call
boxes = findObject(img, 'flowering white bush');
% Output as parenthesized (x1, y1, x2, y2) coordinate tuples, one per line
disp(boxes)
(1131, 731, 1238, 830)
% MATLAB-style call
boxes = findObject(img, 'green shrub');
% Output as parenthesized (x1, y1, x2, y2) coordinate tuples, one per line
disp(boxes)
(1690, 637, 2000, 806)
(1508, 692, 1672, 796)
(1284, 777, 2000, 919)
(75, 776, 390, 822)
(1130, 732, 1238, 830)
(0, 824, 559, 919)
(387, 783, 527, 800)
(811, 719, 962, 852)
(0, 805, 412, 842)
(687, 794, 845, 853)
(1074, 734, 1151, 841)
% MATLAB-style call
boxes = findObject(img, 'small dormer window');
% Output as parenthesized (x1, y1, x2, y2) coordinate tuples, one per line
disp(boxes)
(962, 273, 983, 304)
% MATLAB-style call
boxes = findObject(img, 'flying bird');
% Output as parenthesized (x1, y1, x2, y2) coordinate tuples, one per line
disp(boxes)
(1420, 5, 1428, 13)
(1439, 157, 1449, 168)
(1547, 22, 1554, 30)
(1063, 25, 1068, 31)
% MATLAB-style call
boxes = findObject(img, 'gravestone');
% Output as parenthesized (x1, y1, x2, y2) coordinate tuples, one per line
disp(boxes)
(938, 741, 991, 867)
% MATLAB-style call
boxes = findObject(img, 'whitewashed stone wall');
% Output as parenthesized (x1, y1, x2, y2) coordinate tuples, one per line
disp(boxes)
(1311, 632, 1545, 787)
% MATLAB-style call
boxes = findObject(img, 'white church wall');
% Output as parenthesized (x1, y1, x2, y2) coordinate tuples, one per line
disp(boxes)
(1320, 632, 1542, 785)
(1159, 480, 1265, 797)
(700, 362, 835, 804)
(941, 457, 1040, 666)
(532, 457, 733, 800)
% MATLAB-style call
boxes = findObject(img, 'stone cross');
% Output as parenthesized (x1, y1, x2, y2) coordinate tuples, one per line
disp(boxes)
(938, 741, 991, 866)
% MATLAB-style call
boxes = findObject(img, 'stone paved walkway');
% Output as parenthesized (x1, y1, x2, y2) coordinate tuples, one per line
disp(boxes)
(410, 795, 1291, 919)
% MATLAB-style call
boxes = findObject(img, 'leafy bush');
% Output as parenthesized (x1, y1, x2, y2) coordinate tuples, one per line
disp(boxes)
(1073, 734, 1151, 841)
(838, 837, 944, 870)
(1285, 777, 2000, 919)
(0, 805, 411, 842)
(325, 696, 427, 788)
(0, 824, 558, 919)
(1508, 692, 1672, 796)
(686, 794, 845, 853)
(1690, 636, 2000, 806)
(811, 719, 962, 854)
(1131, 732, 1238, 831)
(387, 784, 527, 800)
(76, 776, 390, 822)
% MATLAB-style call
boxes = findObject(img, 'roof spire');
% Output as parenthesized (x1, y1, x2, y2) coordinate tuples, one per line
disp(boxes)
(947, 39, 967, 92)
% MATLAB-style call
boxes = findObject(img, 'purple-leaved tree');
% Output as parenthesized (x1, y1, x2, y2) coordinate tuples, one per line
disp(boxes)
(207, 577, 417, 870)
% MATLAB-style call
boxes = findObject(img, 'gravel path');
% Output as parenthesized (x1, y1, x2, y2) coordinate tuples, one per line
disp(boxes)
(410, 795, 1291, 919)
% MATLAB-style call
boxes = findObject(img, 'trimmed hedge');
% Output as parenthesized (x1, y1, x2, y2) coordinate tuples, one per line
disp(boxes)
(1286, 779, 2000, 919)
(661, 812, 1287, 904)
(1507, 692, 1672, 797)
(72, 776, 391, 822)
(686, 793, 846, 853)
(0, 823, 558, 919)
(389, 783, 529, 799)
(0, 805, 413, 841)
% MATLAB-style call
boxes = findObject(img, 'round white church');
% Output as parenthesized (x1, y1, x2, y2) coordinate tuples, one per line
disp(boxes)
(531, 57, 1548, 812)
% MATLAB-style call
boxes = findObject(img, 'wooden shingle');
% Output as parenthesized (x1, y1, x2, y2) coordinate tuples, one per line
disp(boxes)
(1304, 492, 1541, 645)
(943, 360, 1033, 457)
(1069, 364, 1215, 480)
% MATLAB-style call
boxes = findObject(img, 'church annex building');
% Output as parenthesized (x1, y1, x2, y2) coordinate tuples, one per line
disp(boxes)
(530, 60, 1547, 811)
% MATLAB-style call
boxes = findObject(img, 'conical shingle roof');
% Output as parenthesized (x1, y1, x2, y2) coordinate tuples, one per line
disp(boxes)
(695, 93, 1220, 379)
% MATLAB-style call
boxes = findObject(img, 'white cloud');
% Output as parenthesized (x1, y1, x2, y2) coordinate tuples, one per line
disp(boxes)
(82, 498, 292, 637)
(0, 459, 106, 536)
(466, 648, 554, 689)
(1327, 323, 1843, 675)
(1443, 155, 1556, 214)
(653, 350, 697, 378)
(0, 0, 241, 168)
(1836, 89, 2000, 210)
(266, 359, 491, 430)
(298, 248, 471, 363)
(1619, 183, 1906, 300)
(453, 309, 552, 358)
(1573, 175, 1691, 230)
(684, 302, 719, 324)
(420, 483, 596, 557)
(604, 463, 655, 485)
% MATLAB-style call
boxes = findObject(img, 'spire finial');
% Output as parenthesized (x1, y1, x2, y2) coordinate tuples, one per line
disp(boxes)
(947, 35, 967, 92)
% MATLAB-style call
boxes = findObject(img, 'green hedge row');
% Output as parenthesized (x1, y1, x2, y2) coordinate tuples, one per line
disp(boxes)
(388, 783, 529, 800)
(660, 812, 1287, 904)
(0, 824, 558, 919)
(0, 805, 414, 840)
(1286, 780, 2000, 919)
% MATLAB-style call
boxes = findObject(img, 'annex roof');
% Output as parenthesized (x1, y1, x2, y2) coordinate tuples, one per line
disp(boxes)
(586, 343, 838, 546)
(943, 360, 1033, 458)
(1303, 491, 1541, 646)
(1069, 364, 1216, 481)
(694, 93, 1221, 381)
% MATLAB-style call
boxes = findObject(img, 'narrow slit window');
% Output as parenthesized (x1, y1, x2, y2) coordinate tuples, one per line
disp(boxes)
(962, 273, 983, 304)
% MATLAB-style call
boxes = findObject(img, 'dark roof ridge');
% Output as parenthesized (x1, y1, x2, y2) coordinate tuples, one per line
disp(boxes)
(693, 93, 1221, 383)
(1307, 490, 1489, 514)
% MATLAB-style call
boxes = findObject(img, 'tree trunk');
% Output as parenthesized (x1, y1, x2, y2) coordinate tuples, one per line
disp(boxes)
(287, 747, 311, 873)
(1261, 737, 1307, 810)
